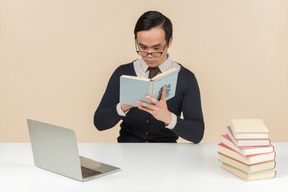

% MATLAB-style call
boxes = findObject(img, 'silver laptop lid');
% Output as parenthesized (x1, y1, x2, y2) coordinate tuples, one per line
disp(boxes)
(27, 119, 83, 181)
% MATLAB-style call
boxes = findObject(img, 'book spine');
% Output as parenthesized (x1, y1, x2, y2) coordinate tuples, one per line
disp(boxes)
(147, 80, 154, 104)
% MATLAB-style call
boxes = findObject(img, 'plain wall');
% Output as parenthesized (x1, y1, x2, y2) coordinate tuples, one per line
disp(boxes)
(1, 0, 288, 143)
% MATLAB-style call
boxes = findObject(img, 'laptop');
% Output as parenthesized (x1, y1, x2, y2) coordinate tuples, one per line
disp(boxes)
(27, 119, 120, 181)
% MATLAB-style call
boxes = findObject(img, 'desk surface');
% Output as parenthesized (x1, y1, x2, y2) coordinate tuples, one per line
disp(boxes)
(1, 143, 287, 192)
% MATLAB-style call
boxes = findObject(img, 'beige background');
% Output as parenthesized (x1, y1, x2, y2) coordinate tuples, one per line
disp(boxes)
(1, 0, 287, 143)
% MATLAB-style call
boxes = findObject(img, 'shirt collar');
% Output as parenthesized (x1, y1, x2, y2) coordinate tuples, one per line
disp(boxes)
(139, 54, 173, 73)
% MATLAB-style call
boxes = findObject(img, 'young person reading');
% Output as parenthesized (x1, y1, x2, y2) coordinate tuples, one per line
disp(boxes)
(94, 11, 205, 143)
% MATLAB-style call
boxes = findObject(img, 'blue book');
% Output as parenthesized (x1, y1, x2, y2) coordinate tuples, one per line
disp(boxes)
(120, 68, 179, 106)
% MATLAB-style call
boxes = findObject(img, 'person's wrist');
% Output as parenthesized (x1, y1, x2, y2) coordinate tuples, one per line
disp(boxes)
(121, 104, 133, 113)
(121, 104, 128, 113)
(165, 112, 172, 126)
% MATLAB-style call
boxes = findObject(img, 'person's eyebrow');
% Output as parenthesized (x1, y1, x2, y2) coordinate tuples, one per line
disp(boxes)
(138, 43, 162, 48)
(151, 43, 161, 48)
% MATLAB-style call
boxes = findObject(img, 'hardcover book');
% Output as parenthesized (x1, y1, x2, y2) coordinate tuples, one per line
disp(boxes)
(217, 143, 276, 165)
(230, 119, 269, 139)
(218, 153, 276, 174)
(221, 163, 276, 181)
(221, 134, 274, 155)
(226, 126, 271, 147)
(120, 68, 179, 106)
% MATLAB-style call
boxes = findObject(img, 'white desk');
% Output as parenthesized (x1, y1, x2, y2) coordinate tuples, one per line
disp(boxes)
(1, 143, 287, 192)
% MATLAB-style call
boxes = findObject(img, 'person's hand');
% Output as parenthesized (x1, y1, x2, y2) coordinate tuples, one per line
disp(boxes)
(121, 104, 135, 113)
(137, 86, 172, 125)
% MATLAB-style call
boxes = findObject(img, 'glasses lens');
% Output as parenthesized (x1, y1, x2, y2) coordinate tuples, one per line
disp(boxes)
(151, 52, 162, 57)
(136, 51, 162, 57)
(137, 51, 148, 56)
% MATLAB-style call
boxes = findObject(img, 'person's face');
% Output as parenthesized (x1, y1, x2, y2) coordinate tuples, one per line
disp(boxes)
(136, 27, 173, 67)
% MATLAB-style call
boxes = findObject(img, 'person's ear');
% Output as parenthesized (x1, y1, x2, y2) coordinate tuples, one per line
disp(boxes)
(168, 37, 173, 48)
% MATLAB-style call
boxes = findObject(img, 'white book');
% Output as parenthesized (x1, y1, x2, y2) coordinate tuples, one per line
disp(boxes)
(221, 163, 276, 181)
(226, 126, 271, 147)
(221, 134, 274, 155)
(230, 119, 269, 139)
(218, 154, 276, 174)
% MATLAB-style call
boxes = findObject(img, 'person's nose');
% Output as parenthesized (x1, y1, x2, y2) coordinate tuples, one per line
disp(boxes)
(147, 53, 153, 58)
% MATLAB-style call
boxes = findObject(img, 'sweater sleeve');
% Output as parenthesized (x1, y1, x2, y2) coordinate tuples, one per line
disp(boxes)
(171, 71, 205, 143)
(93, 67, 123, 130)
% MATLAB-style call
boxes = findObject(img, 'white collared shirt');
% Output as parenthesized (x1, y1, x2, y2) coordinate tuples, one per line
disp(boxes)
(133, 56, 181, 78)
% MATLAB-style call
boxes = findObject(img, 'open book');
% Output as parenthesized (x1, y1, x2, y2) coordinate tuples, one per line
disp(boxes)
(120, 68, 179, 106)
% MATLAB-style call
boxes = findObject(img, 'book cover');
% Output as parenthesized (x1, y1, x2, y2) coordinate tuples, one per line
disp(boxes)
(226, 126, 271, 147)
(230, 119, 269, 139)
(221, 134, 274, 155)
(218, 153, 276, 174)
(120, 68, 179, 106)
(221, 163, 276, 181)
(217, 143, 276, 165)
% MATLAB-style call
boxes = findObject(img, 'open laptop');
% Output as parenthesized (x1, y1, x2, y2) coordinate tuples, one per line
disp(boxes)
(27, 119, 120, 181)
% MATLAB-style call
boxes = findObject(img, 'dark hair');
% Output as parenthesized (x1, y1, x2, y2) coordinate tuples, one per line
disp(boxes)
(134, 11, 173, 45)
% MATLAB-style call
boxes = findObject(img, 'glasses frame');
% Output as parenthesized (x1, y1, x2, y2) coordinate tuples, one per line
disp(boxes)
(135, 40, 167, 57)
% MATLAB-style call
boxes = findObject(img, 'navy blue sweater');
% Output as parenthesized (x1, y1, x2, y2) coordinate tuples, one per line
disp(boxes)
(94, 62, 204, 143)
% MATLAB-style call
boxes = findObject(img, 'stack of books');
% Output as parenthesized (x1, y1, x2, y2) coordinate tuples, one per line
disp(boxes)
(218, 119, 276, 181)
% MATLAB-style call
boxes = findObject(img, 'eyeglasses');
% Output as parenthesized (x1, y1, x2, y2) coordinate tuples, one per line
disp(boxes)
(135, 41, 167, 57)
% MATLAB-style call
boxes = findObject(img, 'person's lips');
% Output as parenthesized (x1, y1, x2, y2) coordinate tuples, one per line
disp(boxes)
(146, 60, 155, 64)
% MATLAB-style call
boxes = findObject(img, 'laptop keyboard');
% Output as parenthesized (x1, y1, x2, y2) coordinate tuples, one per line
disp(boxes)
(81, 166, 101, 178)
